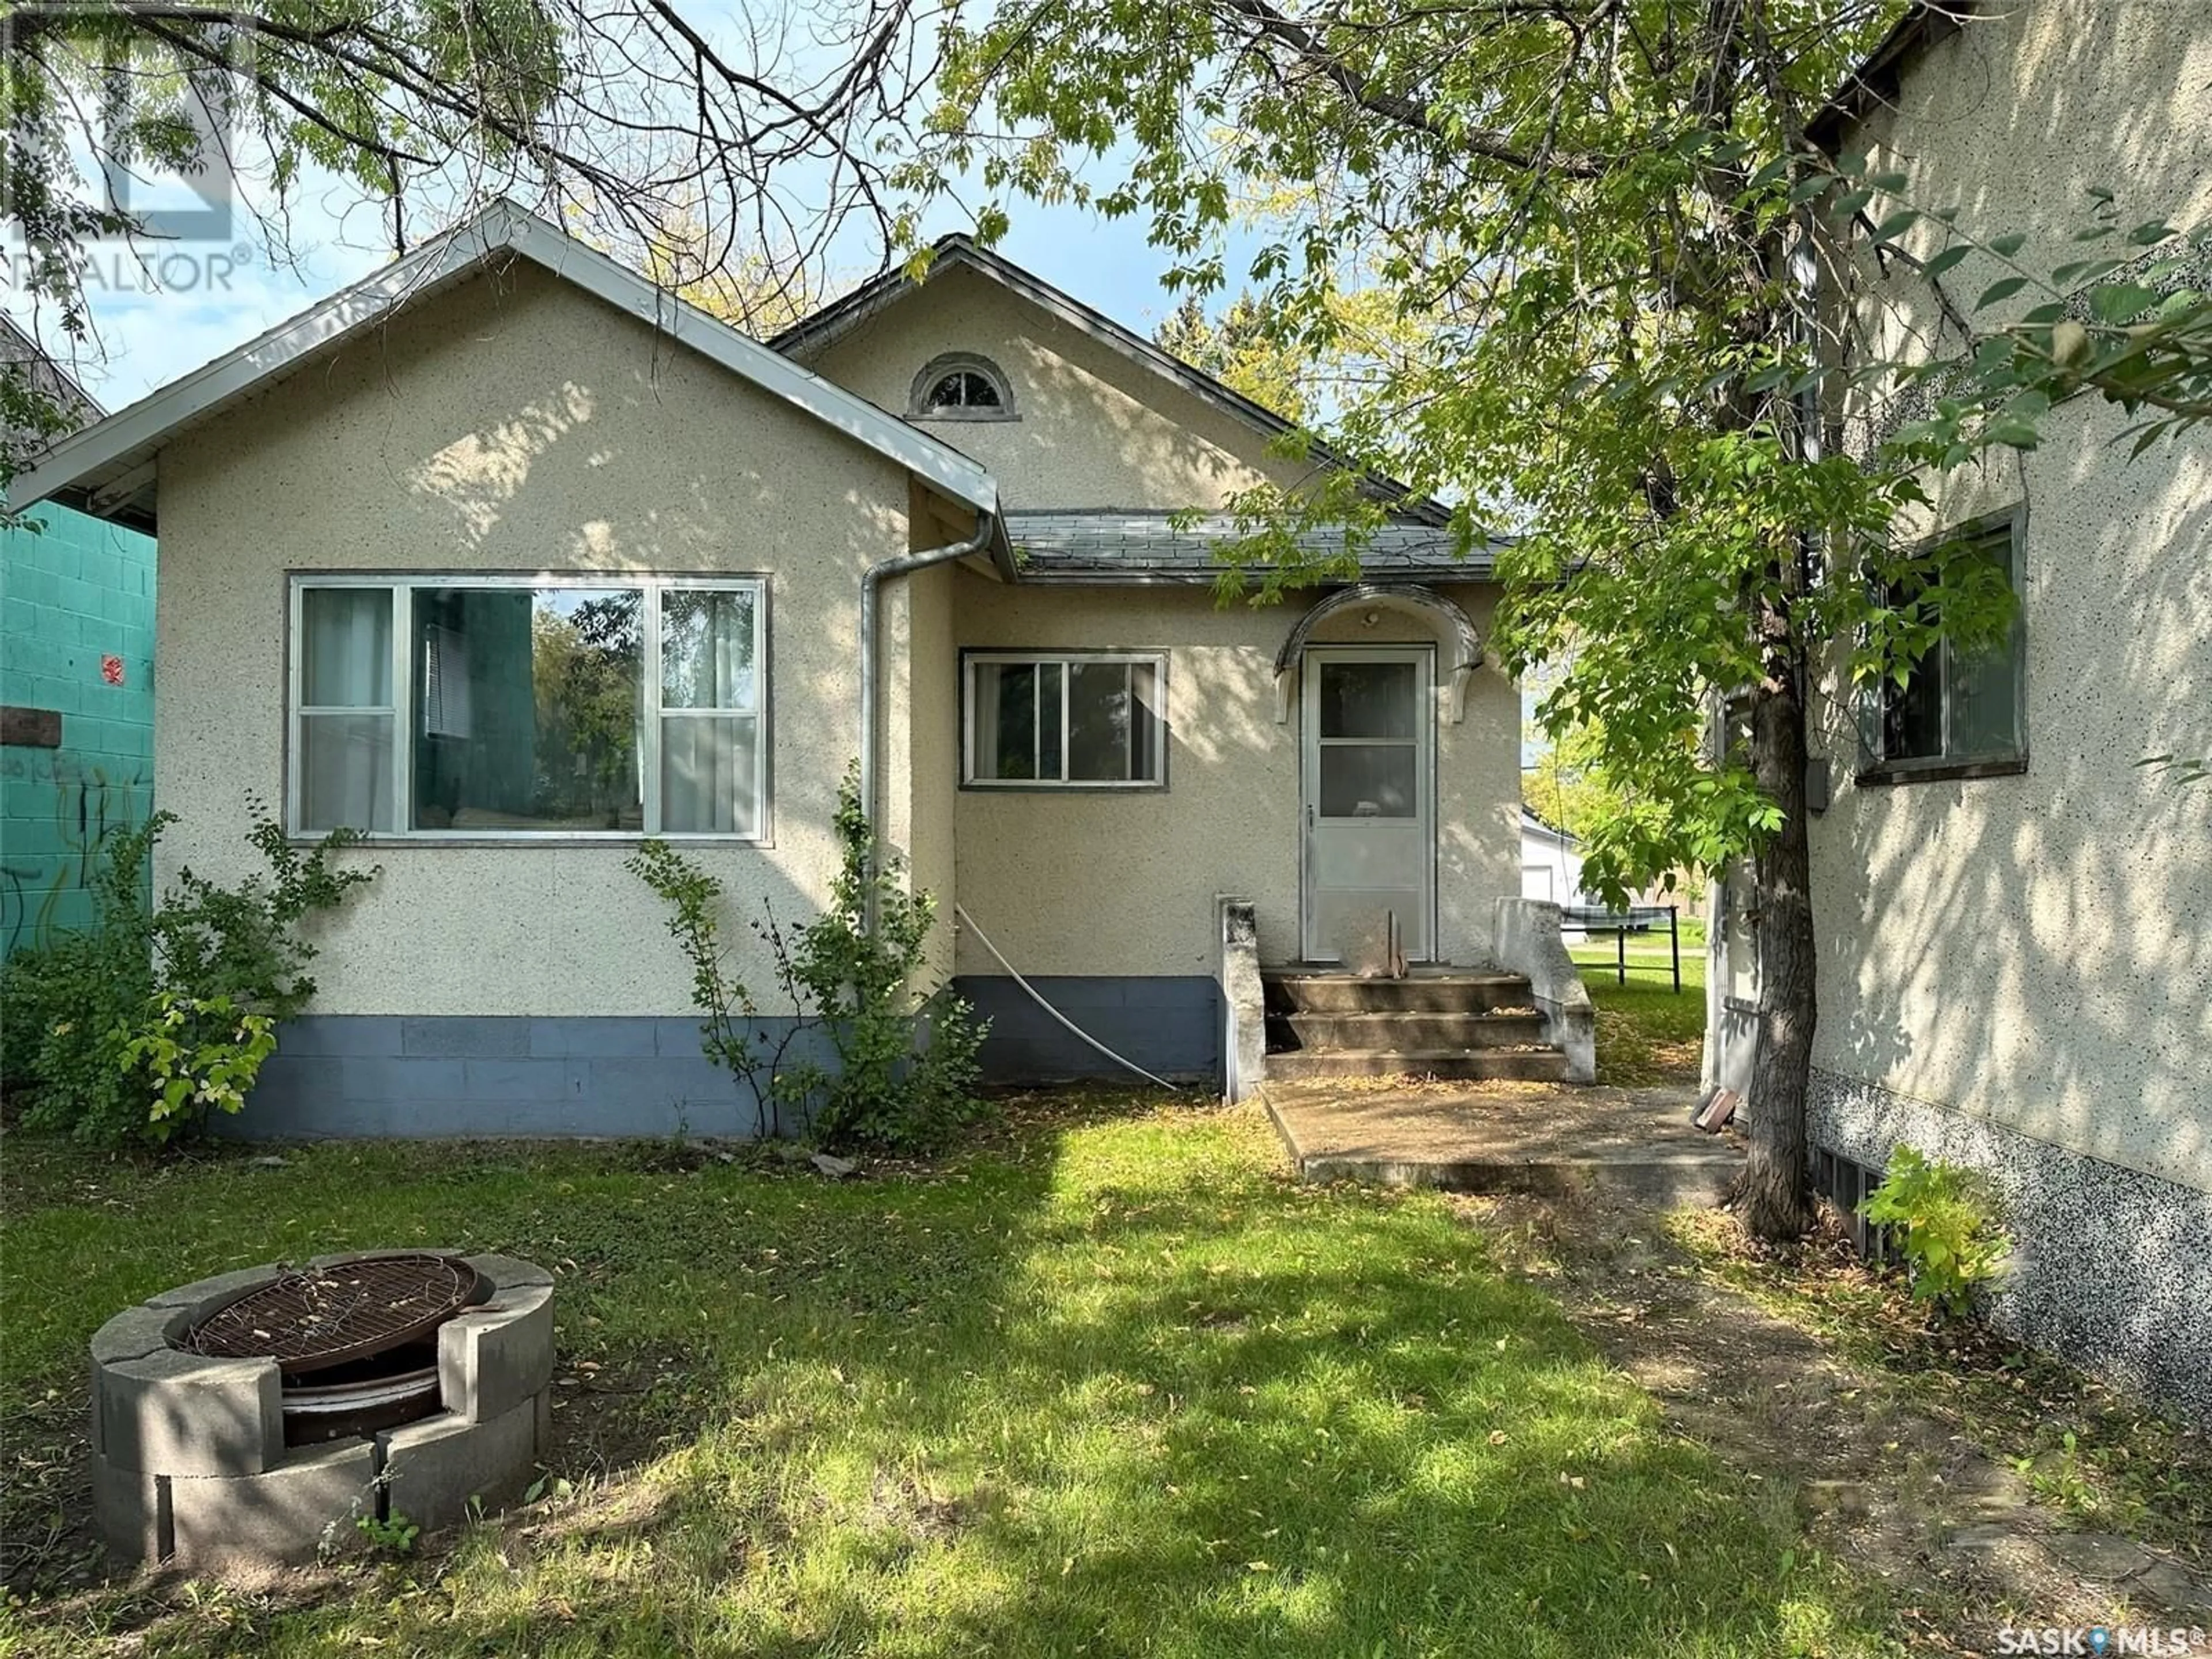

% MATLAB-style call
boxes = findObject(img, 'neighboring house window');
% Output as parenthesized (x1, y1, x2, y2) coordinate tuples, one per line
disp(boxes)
(964, 652, 1166, 787)
(290, 575, 767, 838)
(911, 353, 1015, 421)
(1858, 512, 2027, 781)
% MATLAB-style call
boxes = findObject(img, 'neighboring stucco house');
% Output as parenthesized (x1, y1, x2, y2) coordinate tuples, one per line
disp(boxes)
(1, 321, 158, 960)
(1707, 1, 2211, 1423)
(10, 200, 1575, 1132)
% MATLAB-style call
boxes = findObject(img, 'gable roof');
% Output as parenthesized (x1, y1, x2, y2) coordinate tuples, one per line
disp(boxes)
(7, 198, 1003, 536)
(1521, 806, 1580, 846)
(771, 233, 1452, 528)
(1, 317, 103, 445)
(1807, 1, 1975, 151)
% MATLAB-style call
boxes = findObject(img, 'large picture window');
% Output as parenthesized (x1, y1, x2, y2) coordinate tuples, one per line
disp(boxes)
(289, 575, 767, 838)
(963, 652, 1166, 787)
(1858, 512, 2027, 782)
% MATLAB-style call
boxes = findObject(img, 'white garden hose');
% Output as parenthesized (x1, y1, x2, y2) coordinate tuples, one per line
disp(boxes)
(953, 903, 1179, 1090)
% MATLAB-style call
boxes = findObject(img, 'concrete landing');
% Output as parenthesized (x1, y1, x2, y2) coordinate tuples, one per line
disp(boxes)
(1260, 1079, 1743, 1206)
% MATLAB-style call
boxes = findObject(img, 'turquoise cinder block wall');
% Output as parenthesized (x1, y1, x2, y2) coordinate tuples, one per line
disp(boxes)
(1, 505, 157, 959)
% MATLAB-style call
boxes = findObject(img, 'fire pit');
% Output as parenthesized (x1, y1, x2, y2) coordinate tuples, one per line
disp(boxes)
(183, 1254, 479, 1445)
(89, 1251, 554, 1579)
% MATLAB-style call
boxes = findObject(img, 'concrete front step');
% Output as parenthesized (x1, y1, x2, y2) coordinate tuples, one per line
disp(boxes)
(1263, 1047, 1570, 1083)
(1260, 1080, 1742, 1205)
(1268, 1009, 1551, 1052)
(1262, 971, 1536, 1014)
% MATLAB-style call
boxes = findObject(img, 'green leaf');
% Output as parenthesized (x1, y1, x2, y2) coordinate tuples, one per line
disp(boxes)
(1988, 232, 2028, 258)
(1922, 244, 1973, 278)
(2126, 220, 2178, 245)
(1872, 209, 1918, 242)
(2089, 282, 2157, 323)
(1748, 154, 1791, 192)
(1975, 275, 2030, 309)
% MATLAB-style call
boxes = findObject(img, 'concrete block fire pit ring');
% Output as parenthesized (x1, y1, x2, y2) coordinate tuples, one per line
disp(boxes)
(88, 1252, 554, 1578)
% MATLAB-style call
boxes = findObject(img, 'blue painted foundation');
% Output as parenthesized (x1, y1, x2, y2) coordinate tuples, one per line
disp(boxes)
(955, 975, 1221, 1087)
(236, 977, 1222, 1138)
(241, 1014, 819, 1139)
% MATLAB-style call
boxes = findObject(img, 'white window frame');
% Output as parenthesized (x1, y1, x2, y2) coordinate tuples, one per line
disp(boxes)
(961, 650, 1168, 790)
(286, 572, 770, 841)
(909, 351, 1018, 422)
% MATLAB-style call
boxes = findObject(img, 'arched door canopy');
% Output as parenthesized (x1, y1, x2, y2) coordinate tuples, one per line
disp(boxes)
(1272, 582, 1485, 724)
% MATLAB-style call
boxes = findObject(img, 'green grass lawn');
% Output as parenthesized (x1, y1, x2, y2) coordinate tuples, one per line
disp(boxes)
(1570, 933, 1707, 1088)
(0, 1097, 1895, 1657)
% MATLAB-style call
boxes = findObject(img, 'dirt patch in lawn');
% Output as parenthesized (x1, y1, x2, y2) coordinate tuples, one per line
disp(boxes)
(1460, 1191, 2212, 1648)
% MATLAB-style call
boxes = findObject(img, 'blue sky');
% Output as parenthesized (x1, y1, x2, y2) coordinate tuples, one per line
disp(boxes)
(10, 172, 1203, 416)
(3, 0, 1224, 414)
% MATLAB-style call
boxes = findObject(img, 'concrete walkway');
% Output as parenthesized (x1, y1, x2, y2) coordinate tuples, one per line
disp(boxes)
(1260, 1078, 1744, 1206)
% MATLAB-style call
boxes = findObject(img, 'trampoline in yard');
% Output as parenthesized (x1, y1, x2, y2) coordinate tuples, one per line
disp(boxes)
(1560, 903, 1684, 992)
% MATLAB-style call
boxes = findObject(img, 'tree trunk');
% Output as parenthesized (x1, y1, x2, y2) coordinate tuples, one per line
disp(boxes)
(1738, 608, 1819, 1241)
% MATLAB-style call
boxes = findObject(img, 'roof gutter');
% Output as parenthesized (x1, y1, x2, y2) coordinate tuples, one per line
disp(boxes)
(858, 513, 997, 919)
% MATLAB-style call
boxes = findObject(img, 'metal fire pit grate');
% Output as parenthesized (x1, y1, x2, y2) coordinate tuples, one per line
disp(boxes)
(181, 1254, 479, 1376)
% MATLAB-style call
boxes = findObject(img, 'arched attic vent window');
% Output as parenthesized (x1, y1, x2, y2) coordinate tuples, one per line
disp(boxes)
(911, 353, 1016, 421)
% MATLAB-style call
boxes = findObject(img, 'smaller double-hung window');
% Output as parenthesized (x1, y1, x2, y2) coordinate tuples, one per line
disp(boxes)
(290, 575, 767, 838)
(1858, 510, 2027, 782)
(963, 652, 1166, 787)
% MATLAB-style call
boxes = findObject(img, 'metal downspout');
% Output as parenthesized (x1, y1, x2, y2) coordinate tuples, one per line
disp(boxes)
(858, 516, 997, 922)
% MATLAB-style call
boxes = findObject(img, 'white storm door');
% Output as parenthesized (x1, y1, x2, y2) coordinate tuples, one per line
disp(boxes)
(1301, 647, 1435, 961)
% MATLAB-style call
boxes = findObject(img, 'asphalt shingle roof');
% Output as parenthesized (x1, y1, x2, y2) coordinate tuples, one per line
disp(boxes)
(1006, 511, 1497, 580)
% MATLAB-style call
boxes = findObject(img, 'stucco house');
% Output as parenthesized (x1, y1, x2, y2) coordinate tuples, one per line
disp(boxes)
(10, 199, 1585, 1134)
(1706, 0, 2211, 1423)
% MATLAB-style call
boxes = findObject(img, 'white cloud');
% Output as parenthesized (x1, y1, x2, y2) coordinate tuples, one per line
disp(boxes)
(4, 169, 393, 412)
